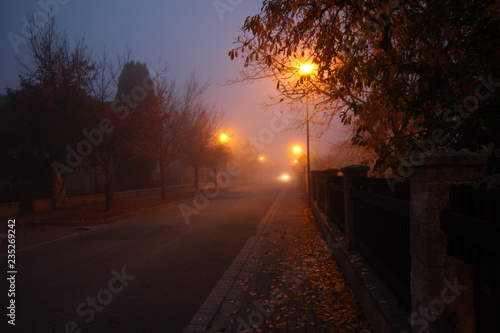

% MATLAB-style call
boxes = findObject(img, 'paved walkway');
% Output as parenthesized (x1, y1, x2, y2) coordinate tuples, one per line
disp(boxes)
(184, 185, 372, 333)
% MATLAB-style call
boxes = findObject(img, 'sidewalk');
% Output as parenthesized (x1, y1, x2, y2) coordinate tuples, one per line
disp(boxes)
(184, 186, 372, 333)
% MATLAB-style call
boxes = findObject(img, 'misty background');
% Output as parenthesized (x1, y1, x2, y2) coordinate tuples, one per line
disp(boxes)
(0, 0, 352, 178)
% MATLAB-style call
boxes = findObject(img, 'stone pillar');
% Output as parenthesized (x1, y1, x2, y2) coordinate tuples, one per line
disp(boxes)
(409, 151, 488, 333)
(341, 165, 370, 251)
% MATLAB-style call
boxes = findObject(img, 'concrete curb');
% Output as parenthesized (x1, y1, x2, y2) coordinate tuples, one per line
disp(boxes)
(183, 186, 287, 333)
(310, 200, 412, 333)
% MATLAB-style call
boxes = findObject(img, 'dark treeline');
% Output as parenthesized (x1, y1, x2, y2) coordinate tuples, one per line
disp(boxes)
(0, 18, 229, 211)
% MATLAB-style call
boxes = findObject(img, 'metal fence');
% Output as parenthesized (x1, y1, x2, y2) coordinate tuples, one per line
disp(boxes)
(441, 183, 499, 278)
(326, 173, 345, 233)
(351, 177, 411, 308)
(310, 171, 411, 308)
(441, 183, 500, 332)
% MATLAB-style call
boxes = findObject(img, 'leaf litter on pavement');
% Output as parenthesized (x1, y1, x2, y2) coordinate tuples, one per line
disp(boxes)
(236, 199, 372, 332)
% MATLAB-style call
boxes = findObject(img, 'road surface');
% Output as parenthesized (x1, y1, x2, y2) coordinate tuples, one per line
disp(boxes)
(7, 183, 284, 332)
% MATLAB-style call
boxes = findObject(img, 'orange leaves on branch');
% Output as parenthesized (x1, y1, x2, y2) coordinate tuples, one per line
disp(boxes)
(230, 0, 500, 175)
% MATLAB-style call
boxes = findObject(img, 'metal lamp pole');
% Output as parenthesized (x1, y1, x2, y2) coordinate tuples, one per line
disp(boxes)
(305, 93, 311, 207)
(299, 63, 314, 207)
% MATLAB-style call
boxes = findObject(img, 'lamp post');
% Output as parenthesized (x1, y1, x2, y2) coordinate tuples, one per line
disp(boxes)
(299, 63, 314, 207)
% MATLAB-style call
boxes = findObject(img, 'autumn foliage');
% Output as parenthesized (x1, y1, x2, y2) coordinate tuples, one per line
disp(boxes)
(230, 0, 499, 174)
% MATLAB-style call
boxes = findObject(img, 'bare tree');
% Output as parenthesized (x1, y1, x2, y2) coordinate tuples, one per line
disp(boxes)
(185, 107, 224, 189)
(206, 138, 232, 189)
(148, 63, 188, 199)
(87, 50, 123, 211)
(88, 51, 163, 211)
(18, 16, 95, 208)
(180, 74, 224, 189)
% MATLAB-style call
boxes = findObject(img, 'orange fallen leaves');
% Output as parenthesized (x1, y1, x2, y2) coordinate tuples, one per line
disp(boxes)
(262, 200, 373, 332)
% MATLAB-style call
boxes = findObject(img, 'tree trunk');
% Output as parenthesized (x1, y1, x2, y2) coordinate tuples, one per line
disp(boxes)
(160, 164, 168, 200)
(50, 173, 66, 209)
(105, 167, 115, 211)
(193, 165, 199, 190)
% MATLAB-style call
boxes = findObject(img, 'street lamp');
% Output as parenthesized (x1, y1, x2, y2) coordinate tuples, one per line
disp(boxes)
(219, 133, 229, 143)
(292, 145, 302, 154)
(299, 63, 315, 206)
(299, 64, 315, 75)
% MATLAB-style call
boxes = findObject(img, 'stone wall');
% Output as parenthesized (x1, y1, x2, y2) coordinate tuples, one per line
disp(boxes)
(310, 151, 489, 333)
(1, 185, 194, 217)
(409, 152, 487, 333)
(0, 202, 19, 219)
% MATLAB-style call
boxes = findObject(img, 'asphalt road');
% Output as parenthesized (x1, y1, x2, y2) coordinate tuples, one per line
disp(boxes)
(8, 183, 284, 333)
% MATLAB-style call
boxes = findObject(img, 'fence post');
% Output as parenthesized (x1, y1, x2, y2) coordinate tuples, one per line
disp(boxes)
(341, 165, 370, 251)
(324, 169, 339, 222)
(409, 151, 488, 333)
(311, 171, 318, 202)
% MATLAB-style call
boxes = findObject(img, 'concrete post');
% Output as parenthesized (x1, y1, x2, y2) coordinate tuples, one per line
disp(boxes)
(341, 165, 370, 251)
(409, 151, 488, 333)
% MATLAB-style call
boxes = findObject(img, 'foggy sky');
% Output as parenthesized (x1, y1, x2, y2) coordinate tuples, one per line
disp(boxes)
(0, 0, 341, 175)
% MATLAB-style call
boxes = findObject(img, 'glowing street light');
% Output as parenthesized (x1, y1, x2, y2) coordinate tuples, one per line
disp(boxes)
(258, 155, 265, 162)
(292, 145, 302, 154)
(219, 133, 229, 143)
(299, 63, 315, 75)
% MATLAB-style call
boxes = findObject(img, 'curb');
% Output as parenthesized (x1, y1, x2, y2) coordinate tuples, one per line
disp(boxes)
(310, 200, 412, 333)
